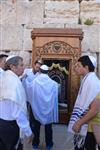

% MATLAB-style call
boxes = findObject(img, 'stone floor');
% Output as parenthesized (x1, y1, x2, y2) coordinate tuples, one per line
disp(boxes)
(23, 124, 74, 150)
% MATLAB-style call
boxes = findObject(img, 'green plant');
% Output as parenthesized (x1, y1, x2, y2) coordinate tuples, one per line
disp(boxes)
(84, 18, 94, 25)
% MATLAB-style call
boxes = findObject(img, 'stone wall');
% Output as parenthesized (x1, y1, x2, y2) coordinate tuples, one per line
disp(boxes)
(0, 0, 100, 76)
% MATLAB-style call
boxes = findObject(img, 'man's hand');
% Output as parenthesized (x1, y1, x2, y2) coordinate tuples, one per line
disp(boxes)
(26, 134, 34, 144)
(72, 120, 82, 133)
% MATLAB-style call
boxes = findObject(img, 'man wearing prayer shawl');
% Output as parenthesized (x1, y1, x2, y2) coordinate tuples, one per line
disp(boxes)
(73, 92, 100, 150)
(21, 59, 43, 82)
(22, 59, 42, 97)
(68, 55, 100, 150)
(0, 55, 33, 150)
(25, 64, 58, 150)
(22, 59, 42, 138)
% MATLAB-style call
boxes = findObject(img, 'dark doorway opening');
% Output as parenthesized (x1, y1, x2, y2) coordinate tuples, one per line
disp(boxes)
(44, 59, 70, 123)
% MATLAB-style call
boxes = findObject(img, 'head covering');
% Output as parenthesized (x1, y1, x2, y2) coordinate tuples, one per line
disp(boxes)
(40, 65, 49, 71)
(6, 55, 16, 62)
(88, 55, 97, 67)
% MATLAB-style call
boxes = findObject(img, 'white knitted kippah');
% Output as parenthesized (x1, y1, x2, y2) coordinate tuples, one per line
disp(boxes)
(40, 65, 49, 71)
(88, 55, 97, 67)
(6, 55, 16, 62)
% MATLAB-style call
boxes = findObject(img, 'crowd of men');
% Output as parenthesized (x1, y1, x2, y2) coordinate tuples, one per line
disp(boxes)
(0, 53, 100, 150)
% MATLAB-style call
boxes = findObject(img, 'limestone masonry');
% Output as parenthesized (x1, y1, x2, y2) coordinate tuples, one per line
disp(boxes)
(0, 0, 100, 76)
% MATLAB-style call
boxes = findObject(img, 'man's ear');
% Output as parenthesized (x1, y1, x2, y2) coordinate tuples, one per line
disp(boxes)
(10, 64, 16, 71)
(85, 65, 89, 71)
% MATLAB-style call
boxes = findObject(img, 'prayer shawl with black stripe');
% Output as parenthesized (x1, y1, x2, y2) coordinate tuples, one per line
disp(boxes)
(68, 72, 100, 136)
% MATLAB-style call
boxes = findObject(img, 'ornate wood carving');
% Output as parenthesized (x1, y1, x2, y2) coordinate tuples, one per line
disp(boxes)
(36, 41, 80, 66)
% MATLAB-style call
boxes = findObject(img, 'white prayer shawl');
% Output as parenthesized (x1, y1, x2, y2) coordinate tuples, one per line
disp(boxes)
(0, 68, 4, 75)
(26, 73, 58, 125)
(68, 72, 100, 136)
(22, 71, 39, 98)
(0, 70, 27, 113)
(23, 68, 33, 75)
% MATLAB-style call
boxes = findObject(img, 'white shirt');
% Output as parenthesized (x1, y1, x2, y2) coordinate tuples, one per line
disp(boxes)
(0, 99, 32, 137)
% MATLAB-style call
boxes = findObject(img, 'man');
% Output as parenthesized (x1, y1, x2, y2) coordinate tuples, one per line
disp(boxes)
(68, 55, 100, 150)
(22, 59, 42, 82)
(72, 92, 100, 150)
(25, 64, 58, 150)
(0, 55, 33, 150)
(0, 54, 8, 75)
(20, 58, 43, 150)
(22, 59, 42, 99)
(22, 59, 42, 134)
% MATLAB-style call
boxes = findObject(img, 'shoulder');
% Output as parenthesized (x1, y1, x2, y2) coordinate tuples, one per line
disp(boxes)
(85, 73, 100, 87)
(87, 72, 98, 80)
(24, 68, 32, 76)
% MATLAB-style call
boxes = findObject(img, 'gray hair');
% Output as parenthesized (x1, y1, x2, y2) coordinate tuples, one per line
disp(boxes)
(5, 56, 23, 70)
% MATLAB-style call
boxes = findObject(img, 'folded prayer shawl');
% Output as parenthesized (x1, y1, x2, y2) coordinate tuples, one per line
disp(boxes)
(0, 70, 27, 112)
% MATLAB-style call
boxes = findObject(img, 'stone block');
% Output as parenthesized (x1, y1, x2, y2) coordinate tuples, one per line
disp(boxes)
(44, 1, 78, 24)
(81, 1, 100, 24)
(0, 24, 23, 50)
(14, 0, 44, 25)
(81, 25, 100, 53)
(0, 0, 44, 25)
(0, 1, 17, 25)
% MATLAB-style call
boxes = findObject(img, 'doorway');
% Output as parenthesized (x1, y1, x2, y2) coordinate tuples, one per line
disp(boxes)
(44, 59, 70, 123)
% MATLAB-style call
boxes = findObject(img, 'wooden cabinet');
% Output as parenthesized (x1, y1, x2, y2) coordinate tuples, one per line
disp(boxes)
(31, 28, 83, 123)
